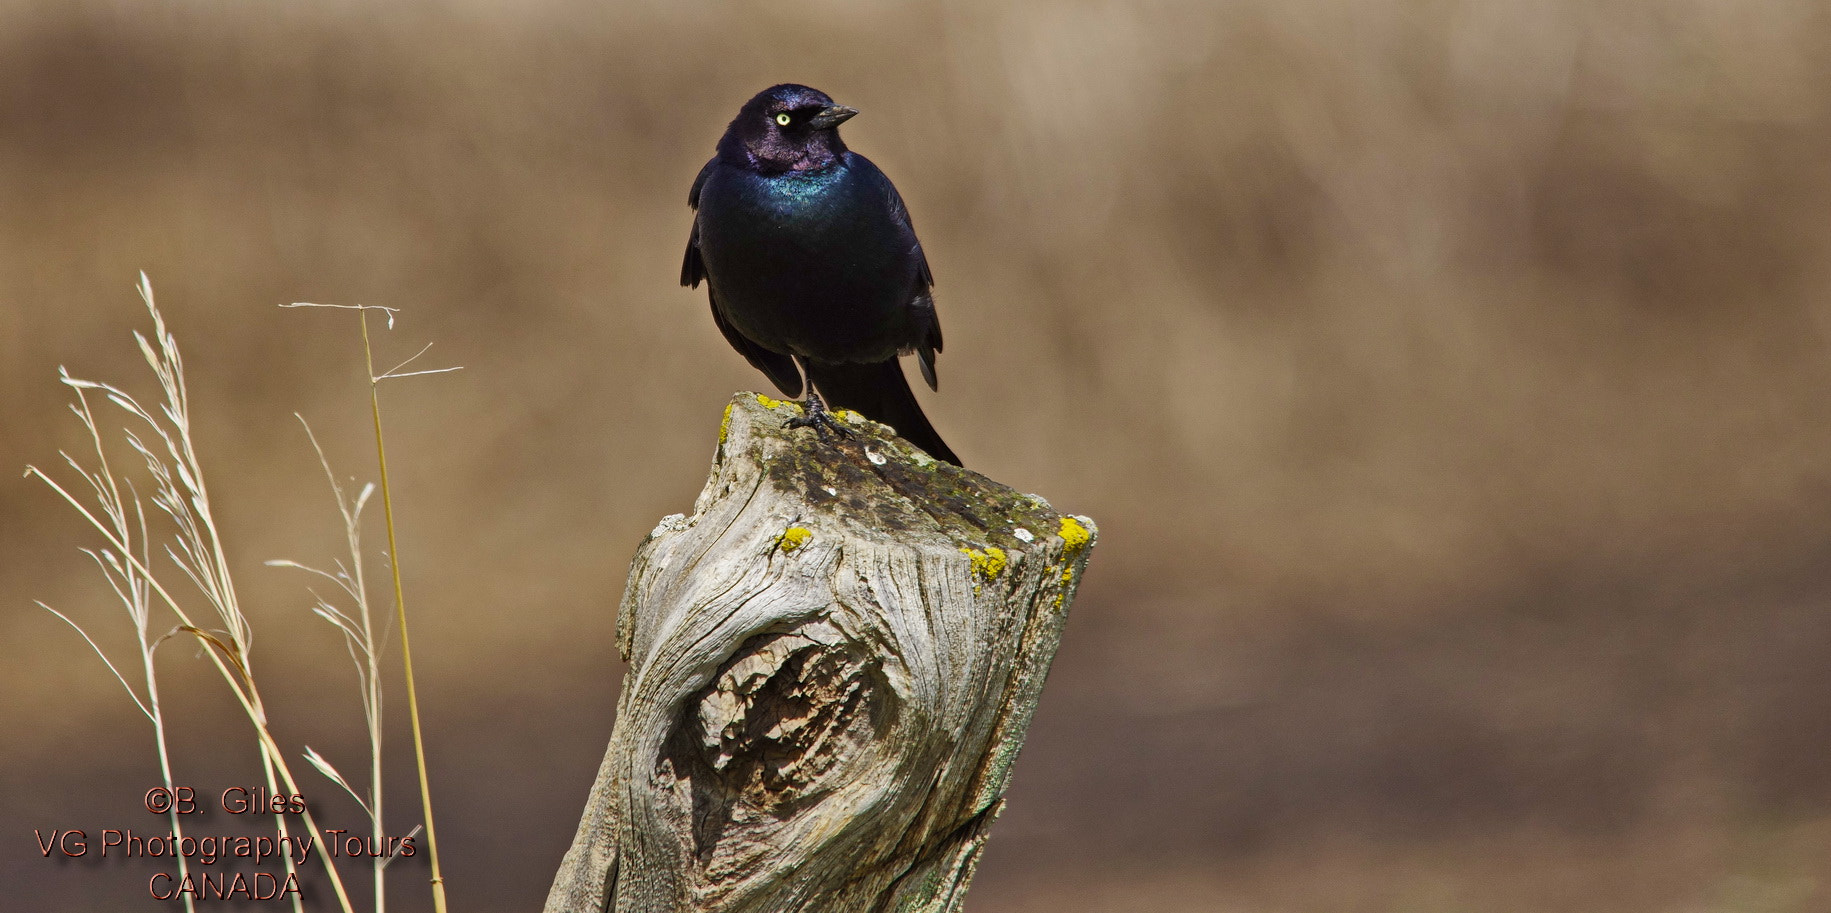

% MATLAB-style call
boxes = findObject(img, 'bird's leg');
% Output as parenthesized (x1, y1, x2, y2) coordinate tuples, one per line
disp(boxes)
(787, 358, 853, 440)
(788, 387, 854, 439)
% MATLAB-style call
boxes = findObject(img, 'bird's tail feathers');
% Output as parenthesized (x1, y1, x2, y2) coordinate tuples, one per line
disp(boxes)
(805, 359, 961, 466)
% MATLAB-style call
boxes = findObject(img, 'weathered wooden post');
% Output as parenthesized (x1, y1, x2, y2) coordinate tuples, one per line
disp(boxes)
(547, 393, 1096, 913)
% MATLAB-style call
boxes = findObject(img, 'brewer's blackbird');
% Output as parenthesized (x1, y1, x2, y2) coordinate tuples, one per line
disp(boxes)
(682, 84, 961, 466)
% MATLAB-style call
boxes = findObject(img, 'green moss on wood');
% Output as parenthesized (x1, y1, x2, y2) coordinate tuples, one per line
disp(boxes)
(727, 393, 1084, 562)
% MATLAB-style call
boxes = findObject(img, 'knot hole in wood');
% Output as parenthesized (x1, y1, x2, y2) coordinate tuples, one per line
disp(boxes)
(660, 619, 895, 865)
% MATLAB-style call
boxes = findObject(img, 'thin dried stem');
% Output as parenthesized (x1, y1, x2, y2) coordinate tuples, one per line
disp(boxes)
(29, 277, 355, 913)
(359, 307, 450, 913)
(277, 300, 460, 913)
(271, 413, 390, 912)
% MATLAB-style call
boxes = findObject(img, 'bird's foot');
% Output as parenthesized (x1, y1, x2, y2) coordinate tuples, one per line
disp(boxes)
(787, 391, 854, 440)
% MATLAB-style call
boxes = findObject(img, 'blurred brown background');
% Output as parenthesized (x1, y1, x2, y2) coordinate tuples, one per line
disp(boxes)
(6, 1, 1831, 910)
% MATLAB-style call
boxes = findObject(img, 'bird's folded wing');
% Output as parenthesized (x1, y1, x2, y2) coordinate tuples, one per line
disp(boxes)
(709, 290, 802, 398)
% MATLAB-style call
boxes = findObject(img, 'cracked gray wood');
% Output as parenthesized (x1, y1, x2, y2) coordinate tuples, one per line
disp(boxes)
(547, 393, 1097, 913)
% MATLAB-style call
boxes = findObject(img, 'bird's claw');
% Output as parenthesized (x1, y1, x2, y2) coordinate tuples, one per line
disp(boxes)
(788, 391, 854, 440)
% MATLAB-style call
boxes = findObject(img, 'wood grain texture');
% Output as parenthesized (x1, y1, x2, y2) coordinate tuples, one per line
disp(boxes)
(546, 393, 1096, 913)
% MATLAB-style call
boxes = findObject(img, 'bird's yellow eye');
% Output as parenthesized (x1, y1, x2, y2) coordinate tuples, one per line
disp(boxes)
(775, 113, 792, 126)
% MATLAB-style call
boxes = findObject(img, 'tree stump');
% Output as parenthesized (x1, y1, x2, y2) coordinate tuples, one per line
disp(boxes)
(546, 393, 1096, 913)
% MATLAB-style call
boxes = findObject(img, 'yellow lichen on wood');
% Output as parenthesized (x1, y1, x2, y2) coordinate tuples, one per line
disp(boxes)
(777, 527, 813, 552)
(753, 393, 803, 414)
(962, 546, 1007, 581)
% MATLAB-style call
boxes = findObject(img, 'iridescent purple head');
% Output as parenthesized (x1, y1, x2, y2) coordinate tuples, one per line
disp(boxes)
(717, 84, 858, 174)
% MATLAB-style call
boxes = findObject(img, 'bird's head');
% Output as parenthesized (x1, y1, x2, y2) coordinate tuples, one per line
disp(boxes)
(717, 84, 858, 174)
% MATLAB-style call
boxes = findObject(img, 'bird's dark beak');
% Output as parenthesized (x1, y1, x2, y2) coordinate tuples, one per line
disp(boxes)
(808, 104, 859, 130)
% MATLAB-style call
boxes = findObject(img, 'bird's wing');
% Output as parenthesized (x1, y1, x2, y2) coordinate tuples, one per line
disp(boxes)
(681, 159, 717, 288)
(709, 289, 803, 397)
(882, 172, 935, 290)
(860, 154, 944, 390)
(687, 157, 715, 209)
(681, 224, 706, 288)
(913, 289, 941, 391)
(684, 158, 802, 395)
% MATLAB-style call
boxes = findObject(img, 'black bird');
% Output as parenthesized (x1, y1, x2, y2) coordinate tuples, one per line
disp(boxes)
(682, 84, 960, 465)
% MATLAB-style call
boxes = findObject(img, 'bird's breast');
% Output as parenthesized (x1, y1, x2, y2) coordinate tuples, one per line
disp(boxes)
(696, 162, 920, 362)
